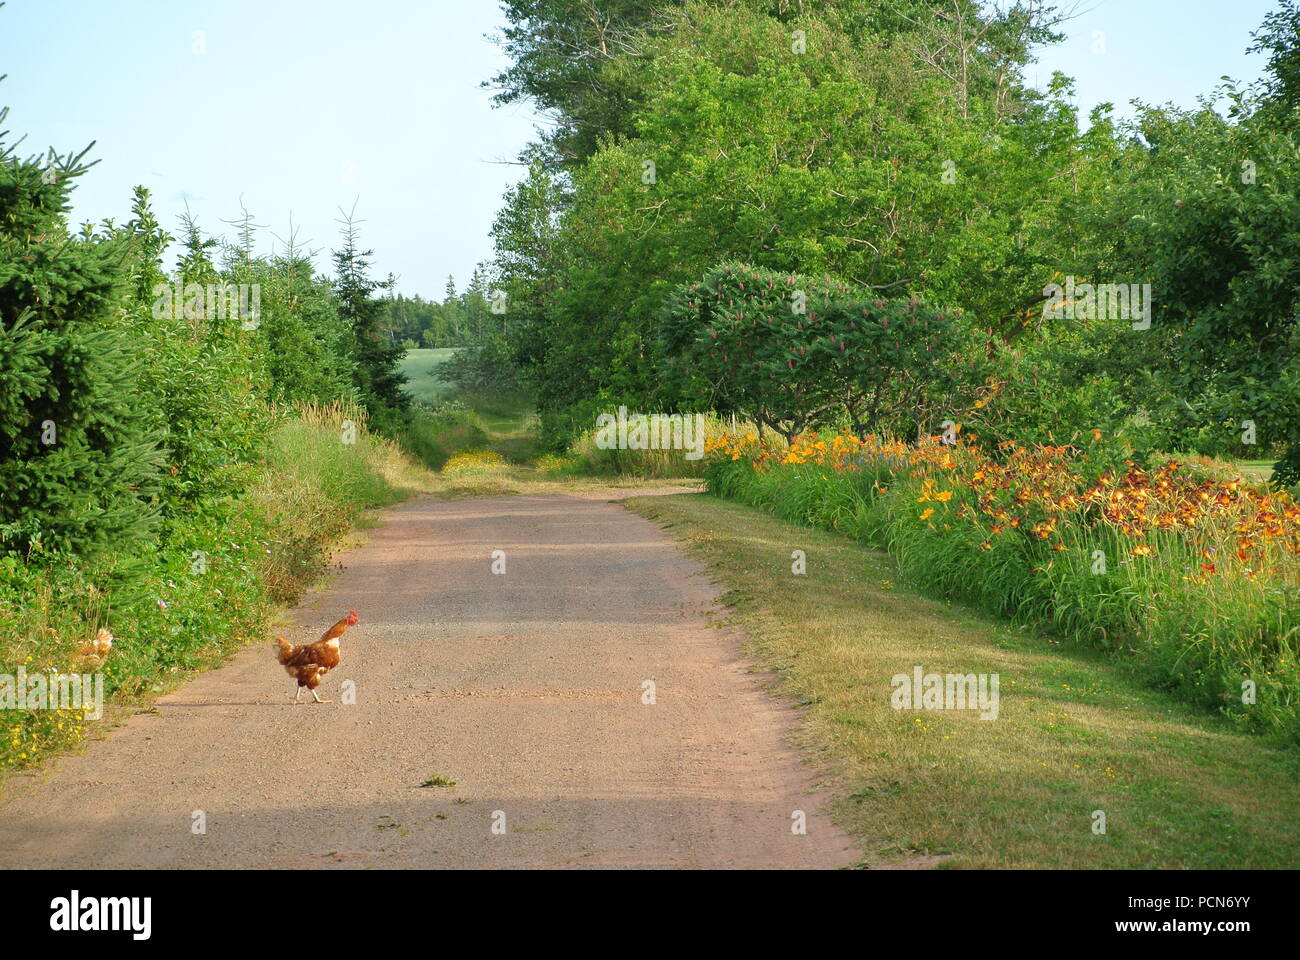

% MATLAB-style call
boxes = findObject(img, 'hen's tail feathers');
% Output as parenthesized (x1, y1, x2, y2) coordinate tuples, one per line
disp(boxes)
(273, 636, 295, 664)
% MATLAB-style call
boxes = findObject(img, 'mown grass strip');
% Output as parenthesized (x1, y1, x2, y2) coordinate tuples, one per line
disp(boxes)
(625, 492, 1300, 869)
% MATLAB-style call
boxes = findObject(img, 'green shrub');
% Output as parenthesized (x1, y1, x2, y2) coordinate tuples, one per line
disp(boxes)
(0, 136, 165, 556)
(0, 404, 422, 769)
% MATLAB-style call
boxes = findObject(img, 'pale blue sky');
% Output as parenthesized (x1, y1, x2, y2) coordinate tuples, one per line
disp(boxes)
(0, 0, 543, 296)
(0, 0, 1281, 296)
(1030, 0, 1277, 120)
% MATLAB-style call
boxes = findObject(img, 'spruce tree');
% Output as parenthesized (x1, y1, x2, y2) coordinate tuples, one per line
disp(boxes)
(331, 206, 408, 421)
(0, 111, 163, 556)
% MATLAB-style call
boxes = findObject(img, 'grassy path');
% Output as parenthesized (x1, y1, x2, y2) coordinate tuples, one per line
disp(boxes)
(625, 493, 1300, 868)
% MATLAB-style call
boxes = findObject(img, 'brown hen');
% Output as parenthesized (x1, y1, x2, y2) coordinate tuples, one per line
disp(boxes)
(274, 610, 358, 703)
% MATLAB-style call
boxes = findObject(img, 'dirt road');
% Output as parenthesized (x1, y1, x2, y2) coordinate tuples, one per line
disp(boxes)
(0, 492, 857, 869)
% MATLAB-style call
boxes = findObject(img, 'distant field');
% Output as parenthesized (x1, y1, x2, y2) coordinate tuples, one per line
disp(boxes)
(400, 348, 458, 404)
(1237, 459, 1276, 482)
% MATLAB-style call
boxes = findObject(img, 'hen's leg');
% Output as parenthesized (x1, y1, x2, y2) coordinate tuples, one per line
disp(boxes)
(311, 688, 332, 703)
(293, 685, 304, 704)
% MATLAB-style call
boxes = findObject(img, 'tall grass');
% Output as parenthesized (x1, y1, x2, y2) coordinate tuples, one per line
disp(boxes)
(706, 433, 1300, 741)
(251, 401, 423, 602)
(567, 413, 771, 478)
(399, 393, 540, 470)
(0, 401, 432, 769)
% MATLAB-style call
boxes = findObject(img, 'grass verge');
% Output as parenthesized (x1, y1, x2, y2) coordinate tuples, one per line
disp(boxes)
(706, 437, 1300, 740)
(624, 492, 1300, 868)
(0, 401, 436, 771)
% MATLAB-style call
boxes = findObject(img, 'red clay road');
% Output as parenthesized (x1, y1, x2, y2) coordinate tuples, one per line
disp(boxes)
(0, 492, 858, 869)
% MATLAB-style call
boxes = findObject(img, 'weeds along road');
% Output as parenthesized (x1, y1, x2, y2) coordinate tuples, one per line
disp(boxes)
(0, 491, 857, 869)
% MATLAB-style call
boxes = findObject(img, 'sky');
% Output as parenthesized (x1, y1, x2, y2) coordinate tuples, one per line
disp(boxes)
(0, 0, 1283, 297)
(0, 0, 543, 297)
(1029, 0, 1278, 121)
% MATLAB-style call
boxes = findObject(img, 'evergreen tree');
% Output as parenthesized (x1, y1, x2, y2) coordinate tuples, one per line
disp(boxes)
(440, 274, 466, 344)
(331, 207, 408, 421)
(254, 225, 355, 407)
(113, 197, 269, 516)
(0, 114, 163, 556)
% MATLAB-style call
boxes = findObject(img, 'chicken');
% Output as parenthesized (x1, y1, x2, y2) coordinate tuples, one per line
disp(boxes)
(274, 610, 358, 704)
(76, 628, 114, 667)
